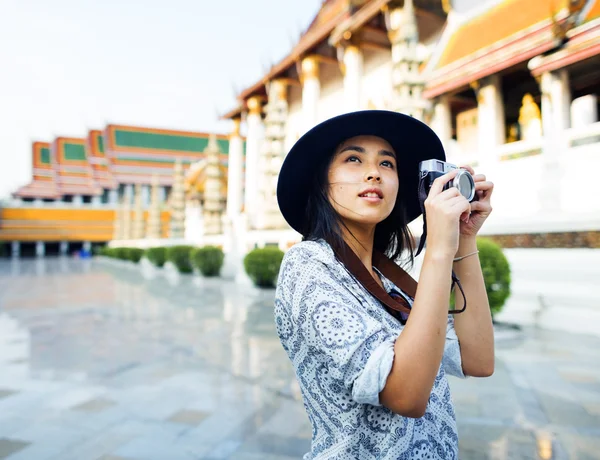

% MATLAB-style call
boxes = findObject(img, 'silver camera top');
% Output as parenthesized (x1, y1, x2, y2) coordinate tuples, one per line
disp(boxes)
(418, 159, 458, 173)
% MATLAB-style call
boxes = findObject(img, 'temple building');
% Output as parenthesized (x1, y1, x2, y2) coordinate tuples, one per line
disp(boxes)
(220, 0, 600, 251)
(0, 126, 240, 256)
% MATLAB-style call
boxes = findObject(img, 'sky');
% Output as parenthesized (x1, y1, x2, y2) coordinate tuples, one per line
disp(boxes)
(0, 0, 322, 198)
(0, 0, 485, 199)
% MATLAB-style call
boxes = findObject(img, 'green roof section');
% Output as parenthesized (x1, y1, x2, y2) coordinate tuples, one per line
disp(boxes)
(64, 143, 87, 161)
(114, 129, 230, 154)
(98, 135, 105, 154)
(40, 147, 51, 165)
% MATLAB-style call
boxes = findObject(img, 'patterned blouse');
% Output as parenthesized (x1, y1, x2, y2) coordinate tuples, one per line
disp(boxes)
(274, 240, 466, 460)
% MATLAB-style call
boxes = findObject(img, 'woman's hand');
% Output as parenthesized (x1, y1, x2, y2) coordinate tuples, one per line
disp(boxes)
(457, 165, 494, 238)
(424, 169, 471, 259)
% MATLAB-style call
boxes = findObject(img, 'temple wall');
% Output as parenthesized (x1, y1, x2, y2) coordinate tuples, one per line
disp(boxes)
(361, 48, 393, 110)
(0, 205, 170, 242)
(475, 123, 600, 235)
(317, 63, 345, 123)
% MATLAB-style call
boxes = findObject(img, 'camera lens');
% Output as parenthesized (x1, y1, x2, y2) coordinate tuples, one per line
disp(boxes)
(455, 171, 475, 201)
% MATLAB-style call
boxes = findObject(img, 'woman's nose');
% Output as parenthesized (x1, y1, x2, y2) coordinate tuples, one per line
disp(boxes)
(365, 171, 381, 183)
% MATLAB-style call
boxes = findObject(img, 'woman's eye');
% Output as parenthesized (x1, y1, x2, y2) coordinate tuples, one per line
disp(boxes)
(346, 156, 360, 163)
(382, 160, 395, 168)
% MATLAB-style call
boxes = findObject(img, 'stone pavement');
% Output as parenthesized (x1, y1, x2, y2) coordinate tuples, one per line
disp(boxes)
(0, 257, 598, 460)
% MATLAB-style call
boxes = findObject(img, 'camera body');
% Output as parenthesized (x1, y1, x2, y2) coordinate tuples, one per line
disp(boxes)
(419, 159, 476, 202)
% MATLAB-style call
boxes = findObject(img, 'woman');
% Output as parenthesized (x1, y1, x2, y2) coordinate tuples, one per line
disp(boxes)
(274, 110, 495, 459)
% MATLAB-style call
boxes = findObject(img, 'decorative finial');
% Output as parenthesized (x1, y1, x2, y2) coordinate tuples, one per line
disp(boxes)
(442, 0, 452, 14)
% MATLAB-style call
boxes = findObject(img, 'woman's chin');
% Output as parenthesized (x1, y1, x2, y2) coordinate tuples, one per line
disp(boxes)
(343, 212, 389, 228)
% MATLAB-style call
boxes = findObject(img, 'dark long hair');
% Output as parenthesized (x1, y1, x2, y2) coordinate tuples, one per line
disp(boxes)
(300, 151, 415, 269)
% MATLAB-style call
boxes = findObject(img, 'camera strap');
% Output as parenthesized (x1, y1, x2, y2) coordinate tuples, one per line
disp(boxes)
(415, 171, 429, 257)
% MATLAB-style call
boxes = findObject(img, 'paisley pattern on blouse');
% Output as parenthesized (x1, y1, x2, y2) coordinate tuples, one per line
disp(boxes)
(274, 240, 466, 460)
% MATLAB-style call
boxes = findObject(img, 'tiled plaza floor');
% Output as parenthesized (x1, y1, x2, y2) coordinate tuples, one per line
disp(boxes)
(0, 257, 598, 460)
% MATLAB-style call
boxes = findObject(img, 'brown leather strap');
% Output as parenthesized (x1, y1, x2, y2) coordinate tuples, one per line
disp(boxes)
(332, 241, 417, 317)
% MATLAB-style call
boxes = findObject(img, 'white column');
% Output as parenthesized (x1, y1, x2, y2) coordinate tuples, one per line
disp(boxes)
(227, 117, 244, 218)
(73, 195, 83, 207)
(91, 195, 101, 206)
(343, 45, 363, 113)
(551, 69, 571, 132)
(108, 189, 119, 205)
(301, 56, 320, 133)
(142, 185, 151, 207)
(34, 198, 43, 206)
(477, 75, 505, 166)
(60, 241, 69, 256)
(160, 186, 168, 203)
(431, 96, 452, 152)
(83, 241, 92, 252)
(35, 241, 45, 257)
(539, 70, 570, 212)
(124, 184, 134, 204)
(244, 96, 264, 218)
(11, 241, 20, 258)
(540, 72, 554, 137)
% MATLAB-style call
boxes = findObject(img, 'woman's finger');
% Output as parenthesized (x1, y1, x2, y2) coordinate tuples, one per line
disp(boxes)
(470, 200, 492, 213)
(475, 180, 494, 191)
(436, 186, 462, 201)
(473, 173, 486, 182)
(449, 195, 470, 211)
(428, 169, 459, 198)
(460, 165, 475, 176)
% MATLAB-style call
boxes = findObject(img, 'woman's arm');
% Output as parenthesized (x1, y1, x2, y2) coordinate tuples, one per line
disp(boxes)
(380, 169, 471, 418)
(379, 249, 455, 418)
(451, 236, 495, 377)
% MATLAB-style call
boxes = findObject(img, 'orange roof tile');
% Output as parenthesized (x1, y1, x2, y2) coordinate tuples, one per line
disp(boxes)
(585, 0, 600, 22)
(438, 0, 554, 69)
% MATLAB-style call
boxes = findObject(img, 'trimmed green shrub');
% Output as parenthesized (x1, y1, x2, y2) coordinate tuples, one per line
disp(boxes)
(451, 237, 511, 317)
(244, 247, 285, 288)
(124, 248, 144, 263)
(166, 245, 195, 273)
(0, 242, 6, 257)
(145, 247, 167, 267)
(477, 238, 511, 317)
(191, 246, 224, 277)
(112, 247, 129, 260)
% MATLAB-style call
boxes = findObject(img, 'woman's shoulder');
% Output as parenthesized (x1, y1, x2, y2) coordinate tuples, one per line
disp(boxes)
(282, 239, 335, 267)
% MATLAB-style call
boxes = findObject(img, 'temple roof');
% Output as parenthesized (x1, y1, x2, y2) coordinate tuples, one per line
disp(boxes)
(14, 142, 60, 199)
(423, 0, 591, 97)
(13, 124, 240, 199)
(53, 138, 101, 196)
(87, 130, 117, 190)
(235, 0, 352, 105)
(585, 0, 600, 22)
(436, 0, 555, 70)
(105, 124, 230, 155)
(32, 142, 53, 181)
(528, 0, 600, 76)
(105, 124, 233, 186)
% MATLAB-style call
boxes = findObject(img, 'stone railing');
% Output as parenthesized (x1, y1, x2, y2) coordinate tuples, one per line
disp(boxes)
(494, 137, 544, 161)
(567, 120, 600, 147)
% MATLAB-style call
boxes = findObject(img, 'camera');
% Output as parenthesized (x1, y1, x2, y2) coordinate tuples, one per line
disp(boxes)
(418, 159, 476, 202)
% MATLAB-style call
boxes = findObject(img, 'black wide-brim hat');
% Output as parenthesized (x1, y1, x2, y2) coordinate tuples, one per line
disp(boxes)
(276, 110, 446, 235)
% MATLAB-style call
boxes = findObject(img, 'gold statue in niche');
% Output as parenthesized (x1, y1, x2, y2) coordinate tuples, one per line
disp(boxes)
(507, 124, 520, 143)
(519, 94, 542, 141)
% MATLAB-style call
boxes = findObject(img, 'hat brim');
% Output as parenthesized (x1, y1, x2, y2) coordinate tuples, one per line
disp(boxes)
(276, 110, 446, 235)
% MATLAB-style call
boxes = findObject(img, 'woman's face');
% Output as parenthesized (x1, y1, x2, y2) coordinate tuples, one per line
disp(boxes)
(327, 135, 399, 229)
